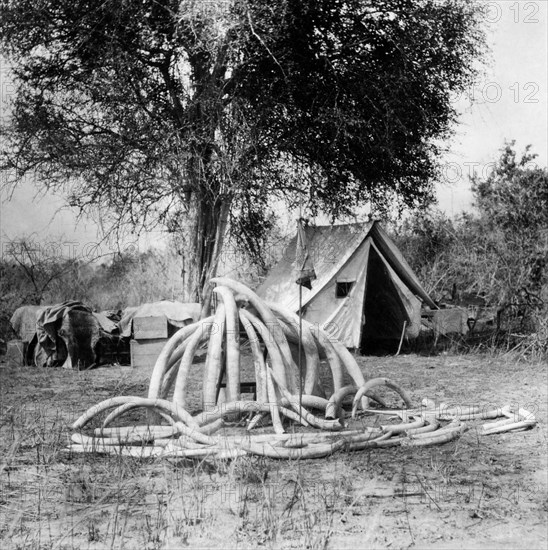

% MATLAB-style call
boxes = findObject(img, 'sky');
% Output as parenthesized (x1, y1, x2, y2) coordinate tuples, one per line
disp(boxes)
(437, 0, 548, 214)
(0, 0, 547, 257)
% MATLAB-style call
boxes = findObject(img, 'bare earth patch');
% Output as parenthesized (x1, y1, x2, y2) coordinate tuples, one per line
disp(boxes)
(0, 353, 546, 549)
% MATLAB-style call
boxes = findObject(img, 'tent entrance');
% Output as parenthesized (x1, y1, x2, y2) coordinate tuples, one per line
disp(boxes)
(360, 246, 409, 354)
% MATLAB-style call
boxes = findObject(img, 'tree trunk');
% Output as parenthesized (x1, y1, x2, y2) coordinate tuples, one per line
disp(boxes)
(180, 194, 231, 316)
(178, 43, 231, 312)
(200, 200, 231, 317)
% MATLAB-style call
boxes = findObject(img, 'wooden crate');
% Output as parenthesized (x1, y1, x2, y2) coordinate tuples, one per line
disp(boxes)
(133, 316, 168, 340)
(130, 338, 167, 369)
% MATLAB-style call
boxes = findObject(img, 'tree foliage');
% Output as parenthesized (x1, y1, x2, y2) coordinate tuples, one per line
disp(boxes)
(0, 237, 84, 305)
(471, 142, 548, 307)
(472, 141, 548, 234)
(398, 143, 548, 302)
(0, 0, 485, 305)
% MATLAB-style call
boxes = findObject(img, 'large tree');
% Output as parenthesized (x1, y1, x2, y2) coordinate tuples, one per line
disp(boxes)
(0, 0, 485, 309)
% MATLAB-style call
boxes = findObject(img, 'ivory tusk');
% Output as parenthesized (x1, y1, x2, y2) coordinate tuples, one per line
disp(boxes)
(267, 306, 321, 396)
(352, 378, 413, 418)
(72, 396, 199, 430)
(239, 310, 268, 404)
(172, 319, 212, 409)
(202, 304, 226, 411)
(213, 286, 241, 403)
(148, 320, 207, 400)
(211, 278, 298, 393)
(269, 302, 345, 394)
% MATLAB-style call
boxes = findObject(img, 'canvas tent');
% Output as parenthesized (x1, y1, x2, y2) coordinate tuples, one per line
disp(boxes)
(256, 222, 438, 351)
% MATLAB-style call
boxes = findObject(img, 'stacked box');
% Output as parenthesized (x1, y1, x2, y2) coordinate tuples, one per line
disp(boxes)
(130, 315, 168, 369)
(130, 338, 168, 369)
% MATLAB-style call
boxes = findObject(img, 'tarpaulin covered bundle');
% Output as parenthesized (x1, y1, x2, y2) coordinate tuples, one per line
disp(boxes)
(11, 301, 120, 369)
(10, 305, 45, 344)
(118, 301, 201, 338)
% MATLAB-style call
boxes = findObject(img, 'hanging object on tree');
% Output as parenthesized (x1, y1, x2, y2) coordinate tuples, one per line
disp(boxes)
(294, 218, 316, 290)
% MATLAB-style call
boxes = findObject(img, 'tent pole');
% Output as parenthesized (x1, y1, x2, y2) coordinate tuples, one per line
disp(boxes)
(396, 321, 407, 356)
(297, 199, 304, 423)
(299, 282, 303, 420)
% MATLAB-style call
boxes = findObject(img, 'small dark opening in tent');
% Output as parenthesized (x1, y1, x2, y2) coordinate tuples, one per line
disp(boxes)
(336, 281, 354, 298)
(361, 246, 409, 355)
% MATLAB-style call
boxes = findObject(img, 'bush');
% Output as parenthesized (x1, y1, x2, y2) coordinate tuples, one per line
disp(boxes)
(393, 142, 547, 359)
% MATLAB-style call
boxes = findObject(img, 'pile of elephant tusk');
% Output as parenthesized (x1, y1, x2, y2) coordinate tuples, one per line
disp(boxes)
(67, 278, 538, 460)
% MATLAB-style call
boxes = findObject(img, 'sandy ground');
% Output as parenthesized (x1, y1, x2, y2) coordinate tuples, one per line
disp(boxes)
(0, 352, 547, 549)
